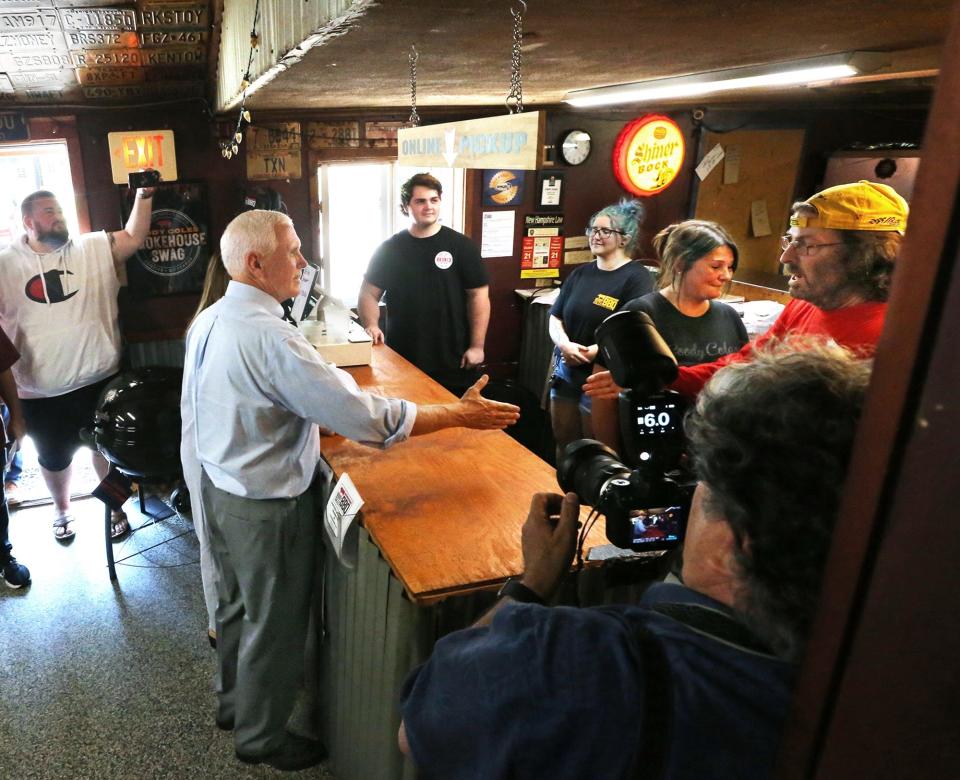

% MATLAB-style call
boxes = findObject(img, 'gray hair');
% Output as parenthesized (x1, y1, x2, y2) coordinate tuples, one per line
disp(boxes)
(685, 338, 872, 662)
(220, 209, 293, 278)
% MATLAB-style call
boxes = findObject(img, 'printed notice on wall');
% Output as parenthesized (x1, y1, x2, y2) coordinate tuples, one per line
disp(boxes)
(723, 145, 741, 184)
(481, 210, 515, 258)
(520, 235, 562, 279)
(751, 199, 772, 237)
(695, 143, 725, 181)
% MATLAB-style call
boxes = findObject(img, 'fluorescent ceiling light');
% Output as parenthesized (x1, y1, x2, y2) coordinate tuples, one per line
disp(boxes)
(564, 53, 884, 107)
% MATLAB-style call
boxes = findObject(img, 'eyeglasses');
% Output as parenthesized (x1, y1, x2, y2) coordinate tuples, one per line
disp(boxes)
(586, 226, 625, 239)
(780, 235, 844, 257)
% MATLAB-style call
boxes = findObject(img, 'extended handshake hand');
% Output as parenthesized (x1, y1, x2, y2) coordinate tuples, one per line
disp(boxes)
(457, 375, 520, 430)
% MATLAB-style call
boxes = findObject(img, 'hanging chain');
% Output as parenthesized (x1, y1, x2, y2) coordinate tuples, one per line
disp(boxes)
(408, 45, 421, 127)
(505, 0, 525, 113)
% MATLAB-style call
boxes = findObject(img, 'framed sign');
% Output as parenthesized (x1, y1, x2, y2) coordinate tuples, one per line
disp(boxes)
(120, 181, 209, 297)
(537, 170, 564, 210)
(482, 169, 525, 206)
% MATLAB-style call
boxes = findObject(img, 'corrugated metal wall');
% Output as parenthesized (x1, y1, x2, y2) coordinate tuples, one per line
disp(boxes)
(516, 295, 555, 406)
(217, 0, 373, 111)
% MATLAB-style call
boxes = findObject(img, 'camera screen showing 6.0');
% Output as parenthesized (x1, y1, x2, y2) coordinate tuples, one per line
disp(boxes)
(634, 399, 682, 436)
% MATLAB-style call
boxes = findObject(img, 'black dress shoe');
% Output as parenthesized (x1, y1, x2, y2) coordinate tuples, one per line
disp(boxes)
(216, 714, 234, 731)
(236, 732, 328, 771)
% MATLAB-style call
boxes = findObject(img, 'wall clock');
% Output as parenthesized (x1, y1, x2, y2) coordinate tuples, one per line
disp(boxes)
(559, 129, 592, 165)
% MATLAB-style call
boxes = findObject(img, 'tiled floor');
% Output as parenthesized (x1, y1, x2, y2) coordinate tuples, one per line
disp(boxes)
(0, 493, 335, 779)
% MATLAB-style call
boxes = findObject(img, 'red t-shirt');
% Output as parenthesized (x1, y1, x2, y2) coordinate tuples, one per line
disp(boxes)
(671, 298, 887, 398)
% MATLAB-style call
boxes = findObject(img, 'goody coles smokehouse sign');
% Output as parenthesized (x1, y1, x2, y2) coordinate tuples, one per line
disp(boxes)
(612, 115, 686, 197)
(122, 183, 209, 296)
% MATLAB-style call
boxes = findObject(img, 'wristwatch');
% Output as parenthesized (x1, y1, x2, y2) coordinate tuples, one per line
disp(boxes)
(497, 577, 545, 606)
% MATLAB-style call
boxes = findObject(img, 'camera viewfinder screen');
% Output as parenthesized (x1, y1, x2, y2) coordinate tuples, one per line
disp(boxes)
(634, 399, 682, 437)
(631, 505, 684, 548)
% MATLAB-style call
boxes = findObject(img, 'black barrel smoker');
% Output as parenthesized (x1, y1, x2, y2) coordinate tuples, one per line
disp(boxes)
(91, 367, 186, 580)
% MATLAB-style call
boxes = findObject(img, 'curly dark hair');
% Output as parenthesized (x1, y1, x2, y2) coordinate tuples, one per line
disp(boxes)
(400, 173, 443, 216)
(838, 230, 900, 302)
(684, 339, 872, 661)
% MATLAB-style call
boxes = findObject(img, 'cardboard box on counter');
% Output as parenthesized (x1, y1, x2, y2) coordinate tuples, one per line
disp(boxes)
(302, 320, 372, 367)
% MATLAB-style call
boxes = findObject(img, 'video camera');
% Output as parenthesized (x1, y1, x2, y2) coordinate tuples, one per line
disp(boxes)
(557, 310, 696, 552)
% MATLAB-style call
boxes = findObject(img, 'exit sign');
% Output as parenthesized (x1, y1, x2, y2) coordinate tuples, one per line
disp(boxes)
(107, 129, 178, 185)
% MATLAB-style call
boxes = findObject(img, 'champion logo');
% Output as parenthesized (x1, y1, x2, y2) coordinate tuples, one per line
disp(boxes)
(25, 269, 78, 304)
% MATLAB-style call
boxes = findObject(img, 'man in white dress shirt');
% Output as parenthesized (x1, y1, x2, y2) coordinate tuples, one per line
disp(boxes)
(181, 209, 518, 771)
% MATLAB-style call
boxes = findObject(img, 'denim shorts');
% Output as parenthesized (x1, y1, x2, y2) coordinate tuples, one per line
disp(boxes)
(548, 351, 593, 412)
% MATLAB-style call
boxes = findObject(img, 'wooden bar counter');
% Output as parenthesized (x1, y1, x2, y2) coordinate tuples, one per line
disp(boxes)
(316, 345, 603, 780)
(321, 344, 605, 603)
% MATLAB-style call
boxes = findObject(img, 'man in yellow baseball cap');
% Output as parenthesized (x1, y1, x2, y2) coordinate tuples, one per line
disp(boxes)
(586, 180, 908, 401)
(781, 179, 907, 311)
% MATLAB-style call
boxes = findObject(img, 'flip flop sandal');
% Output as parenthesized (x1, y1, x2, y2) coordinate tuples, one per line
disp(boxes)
(53, 513, 76, 541)
(110, 510, 131, 540)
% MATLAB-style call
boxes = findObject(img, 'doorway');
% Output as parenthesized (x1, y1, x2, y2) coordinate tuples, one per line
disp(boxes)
(0, 140, 80, 250)
(315, 161, 464, 307)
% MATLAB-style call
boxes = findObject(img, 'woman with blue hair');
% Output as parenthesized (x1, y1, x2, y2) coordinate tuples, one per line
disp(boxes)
(548, 199, 652, 461)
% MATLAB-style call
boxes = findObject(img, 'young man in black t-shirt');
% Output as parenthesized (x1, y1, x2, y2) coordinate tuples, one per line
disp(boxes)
(359, 173, 490, 395)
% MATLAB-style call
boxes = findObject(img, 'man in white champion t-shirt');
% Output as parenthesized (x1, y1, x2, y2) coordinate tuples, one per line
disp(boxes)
(0, 187, 154, 543)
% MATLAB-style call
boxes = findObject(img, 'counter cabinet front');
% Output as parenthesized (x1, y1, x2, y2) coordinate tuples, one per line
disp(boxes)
(317, 345, 608, 779)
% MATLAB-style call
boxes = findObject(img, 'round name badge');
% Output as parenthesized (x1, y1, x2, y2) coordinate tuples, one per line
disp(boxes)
(434, 251, 453, 270)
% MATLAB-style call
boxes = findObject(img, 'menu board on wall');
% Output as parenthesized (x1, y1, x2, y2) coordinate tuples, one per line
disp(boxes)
(121, 181, 210, 297)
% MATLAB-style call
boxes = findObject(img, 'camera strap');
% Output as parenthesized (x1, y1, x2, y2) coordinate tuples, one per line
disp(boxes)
(632, 622, 672, 780)
(630, 602, 775, 779)
(649, 602, 774, 656)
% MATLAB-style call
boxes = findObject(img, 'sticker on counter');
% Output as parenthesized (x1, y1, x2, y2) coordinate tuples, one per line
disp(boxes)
(325, 473, 364, 569)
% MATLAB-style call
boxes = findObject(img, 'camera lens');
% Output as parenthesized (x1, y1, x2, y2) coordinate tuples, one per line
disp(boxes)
(557, 439, 631, 507)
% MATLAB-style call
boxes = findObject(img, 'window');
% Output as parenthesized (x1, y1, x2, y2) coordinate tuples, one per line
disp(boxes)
(316, 162, 464, 307)
(0, 141, 80, 249)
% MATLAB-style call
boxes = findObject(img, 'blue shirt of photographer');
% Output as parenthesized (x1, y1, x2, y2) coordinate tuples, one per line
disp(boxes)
(400, 582, 794, 780)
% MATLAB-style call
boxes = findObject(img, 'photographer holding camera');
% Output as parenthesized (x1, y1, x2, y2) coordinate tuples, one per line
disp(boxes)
(398, 341, 871, 779)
